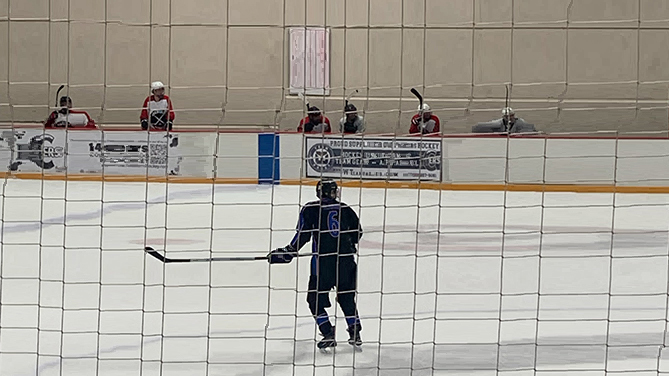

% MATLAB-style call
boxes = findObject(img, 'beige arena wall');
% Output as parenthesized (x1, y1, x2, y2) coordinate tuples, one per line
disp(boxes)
(1, 0, 668, 134)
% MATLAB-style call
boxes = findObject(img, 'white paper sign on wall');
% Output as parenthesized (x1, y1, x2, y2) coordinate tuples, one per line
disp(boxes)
(289, 27, 330, 96)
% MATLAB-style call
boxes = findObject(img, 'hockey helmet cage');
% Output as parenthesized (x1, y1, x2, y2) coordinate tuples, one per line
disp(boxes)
(59, 96, 72, 105)
(344, 103, 357, 113)
(316, 179, 338, 199)
(151, 81, 165, 91)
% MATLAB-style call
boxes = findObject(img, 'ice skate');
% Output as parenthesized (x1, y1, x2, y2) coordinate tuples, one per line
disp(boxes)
(347, 324, 362, 349)
(317, 331, 337, 352)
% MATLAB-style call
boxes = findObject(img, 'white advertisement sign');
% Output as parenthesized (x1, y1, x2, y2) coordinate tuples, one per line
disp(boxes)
(0, 129, 67, 173)
(289, 27, 330, 96)
(305, 136, 442, 181)
(67, 131, 181, 176)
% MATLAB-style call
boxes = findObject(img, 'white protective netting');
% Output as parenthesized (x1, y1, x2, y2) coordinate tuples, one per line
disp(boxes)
(2, 1, 669, 376)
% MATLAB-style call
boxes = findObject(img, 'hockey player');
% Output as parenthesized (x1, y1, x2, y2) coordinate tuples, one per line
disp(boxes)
(44, 96, 97, 129)
(297, 106, 332, 133)
(339, 103, 365, 134)
(472, 107, 537, 134)
(409, 103, 440, 134)
(140, 81, 175, 131)
(268, 179, 363, 350)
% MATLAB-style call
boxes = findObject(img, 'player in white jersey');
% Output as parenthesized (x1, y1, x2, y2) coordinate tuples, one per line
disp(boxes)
(140, 81, 175, 131)
(43, 96, 96, 129)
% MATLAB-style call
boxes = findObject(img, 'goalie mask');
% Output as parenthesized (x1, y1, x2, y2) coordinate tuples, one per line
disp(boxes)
(316, 179, 338, 199)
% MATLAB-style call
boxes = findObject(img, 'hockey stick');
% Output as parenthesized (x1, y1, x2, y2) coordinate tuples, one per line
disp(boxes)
(410, 88, 423, 108)
(345, 89, 359, 106)
(55, 85, 65, 107)
(144, 246, 311, 263)
(297, 92, 310, 110)
(505, 84, 510, 109)
(411, 88, 425, 130)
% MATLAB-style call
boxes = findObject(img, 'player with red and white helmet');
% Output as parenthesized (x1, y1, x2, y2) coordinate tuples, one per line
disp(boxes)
(409, 103, 440, 134)
(140, 81, 175, 131)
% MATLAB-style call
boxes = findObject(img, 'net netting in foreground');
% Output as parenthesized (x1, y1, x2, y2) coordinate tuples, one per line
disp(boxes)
(3, 0, 669, 375)
(3, 177, 669, 375)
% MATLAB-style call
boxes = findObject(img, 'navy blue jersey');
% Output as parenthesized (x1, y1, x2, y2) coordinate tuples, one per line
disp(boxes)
(290, 197, 362, 256)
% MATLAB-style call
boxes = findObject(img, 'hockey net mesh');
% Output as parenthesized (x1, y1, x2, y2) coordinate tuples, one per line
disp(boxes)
(2, 1, 669, 375)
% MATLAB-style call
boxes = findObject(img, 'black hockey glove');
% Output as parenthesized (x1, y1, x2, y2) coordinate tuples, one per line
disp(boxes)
(141, 119, 149, 130)
(303, 122, 315, 133)
(267, 246, 296, 264)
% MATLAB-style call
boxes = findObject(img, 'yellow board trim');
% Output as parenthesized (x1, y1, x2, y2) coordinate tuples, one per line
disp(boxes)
(1, 172, 668, 194)
(280, 179, 669, 193)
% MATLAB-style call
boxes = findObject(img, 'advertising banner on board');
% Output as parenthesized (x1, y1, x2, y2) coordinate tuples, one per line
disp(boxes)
(67, 131, 181, 176)
(304, 136, 442, 181)
(0, 129, 181, 176)
(0, 129, 67, 173)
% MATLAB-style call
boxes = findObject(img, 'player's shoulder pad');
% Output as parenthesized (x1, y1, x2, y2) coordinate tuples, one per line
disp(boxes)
(300, 200, 322, 219)
(328, 201, 354, 213)
(302, 200, 322, 210)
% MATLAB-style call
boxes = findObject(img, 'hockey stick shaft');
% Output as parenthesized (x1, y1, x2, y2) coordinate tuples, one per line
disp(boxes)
(144, 247, 311, 263)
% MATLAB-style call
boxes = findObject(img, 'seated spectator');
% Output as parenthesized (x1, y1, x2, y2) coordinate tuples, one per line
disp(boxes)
(141, 81, 175, 131)
(409, 103, 440, 134)
(339, 103, 365, 134)
(472, 107, 537, 134)
(44, 96, 96, 129)
(298, 106, 331, 133)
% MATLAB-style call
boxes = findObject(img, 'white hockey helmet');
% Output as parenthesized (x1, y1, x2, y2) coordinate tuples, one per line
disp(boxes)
(502, 107, 515, 116)
(418, 103, 431, 112)
(151, 81, 165, 91)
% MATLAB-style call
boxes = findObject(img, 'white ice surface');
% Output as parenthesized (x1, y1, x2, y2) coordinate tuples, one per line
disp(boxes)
(1, 180, 669, 375)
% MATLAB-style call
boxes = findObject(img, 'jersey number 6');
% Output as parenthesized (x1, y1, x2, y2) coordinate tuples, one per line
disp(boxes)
(327, 210, 340, 236)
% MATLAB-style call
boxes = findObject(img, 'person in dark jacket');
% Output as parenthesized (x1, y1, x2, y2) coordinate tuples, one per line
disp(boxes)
(267, 179, 363, 350)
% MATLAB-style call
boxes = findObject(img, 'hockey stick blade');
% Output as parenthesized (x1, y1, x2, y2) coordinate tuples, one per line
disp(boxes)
(345, 89, 359, 105)
(410, 88, 423, 106)
(297, 92, 310, 110)
(144, 247, 311, 263)
(145, 247, 171, 262)
(55, 85, 65, 106)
